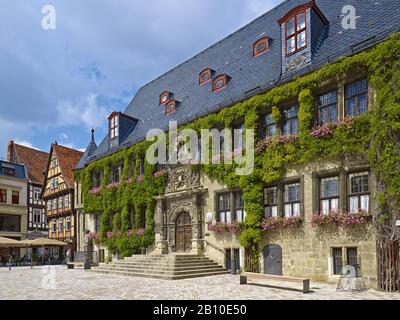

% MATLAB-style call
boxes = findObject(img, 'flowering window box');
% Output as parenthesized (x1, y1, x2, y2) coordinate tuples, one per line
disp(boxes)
(208, 222, 244, 235)
(89, 187, 102, 195)
(261, 216, 302, 232)
(311, 210, 371, 229)
(106, 181, 120, 189)
(154, 170, 167, 178)
(106, 231, 114, 239)
(310, 123, 336, 138)
(256, 134, 299, 153)
(340, 210, 371, 227)
(311, 210, 341, 228)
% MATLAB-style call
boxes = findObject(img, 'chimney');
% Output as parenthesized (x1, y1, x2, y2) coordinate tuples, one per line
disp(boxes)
(7, 140, 14, 162)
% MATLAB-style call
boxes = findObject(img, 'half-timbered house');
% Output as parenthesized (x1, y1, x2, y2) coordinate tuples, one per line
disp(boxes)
(42, 143, 83, 258)
(7, 141, 49, 239)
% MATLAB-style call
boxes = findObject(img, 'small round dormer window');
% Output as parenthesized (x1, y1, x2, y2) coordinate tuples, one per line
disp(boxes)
(253, 37, 270, 57)
(199, 68, 213, 85)
(165, 100, 176, 115)
(201, 72, 210, 82)
(212, 75, 228, 92)
(159, 91, 170, 105)
(215, 79, 224, 89)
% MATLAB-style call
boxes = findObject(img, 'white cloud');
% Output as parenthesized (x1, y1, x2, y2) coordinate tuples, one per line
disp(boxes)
(81, 94, 111, 129)
(56, 93, 112, 130)
(59, 133, 68, 140)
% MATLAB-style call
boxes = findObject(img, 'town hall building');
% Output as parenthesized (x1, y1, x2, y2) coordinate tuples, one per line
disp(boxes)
(74, 0, 400, 289)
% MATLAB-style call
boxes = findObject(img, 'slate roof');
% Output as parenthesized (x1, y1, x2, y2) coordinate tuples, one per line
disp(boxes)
(11, 143, 49, 185)
(0, 160, 27, 180)
(52, 144, 83, 188)
(77, 0, 400, 168)
(76, 130, 98, 170)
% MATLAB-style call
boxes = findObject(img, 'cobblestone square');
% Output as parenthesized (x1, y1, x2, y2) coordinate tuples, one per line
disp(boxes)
(1, 266, 399, 300)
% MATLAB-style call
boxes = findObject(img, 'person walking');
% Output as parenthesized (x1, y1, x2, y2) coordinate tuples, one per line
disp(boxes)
(66, 248, 71, 263)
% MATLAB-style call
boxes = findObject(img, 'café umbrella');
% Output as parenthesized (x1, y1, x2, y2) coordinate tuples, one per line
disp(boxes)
(0, 236, 26, 248)
(20, 238, 68, 267)
(21, 238, 68, 247)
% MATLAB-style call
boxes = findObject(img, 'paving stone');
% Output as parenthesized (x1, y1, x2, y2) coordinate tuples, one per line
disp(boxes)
(0, 266, 399, 300)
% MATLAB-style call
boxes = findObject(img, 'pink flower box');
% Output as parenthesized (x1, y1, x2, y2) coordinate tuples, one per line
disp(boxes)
(154, 170, 167, 178)
(106, 181, 120, 189)
(89, 187, 102, 195)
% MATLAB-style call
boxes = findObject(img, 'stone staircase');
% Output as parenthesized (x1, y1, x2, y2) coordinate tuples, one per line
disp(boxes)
(91, 254, 229, 280)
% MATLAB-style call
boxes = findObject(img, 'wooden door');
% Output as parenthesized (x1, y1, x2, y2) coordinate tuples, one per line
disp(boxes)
(176, 212, 192, 252)
(263, 244, 283, 276)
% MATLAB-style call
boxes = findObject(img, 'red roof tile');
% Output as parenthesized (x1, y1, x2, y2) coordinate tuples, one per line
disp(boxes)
(13, 144, 49, 185)
(53, 144, 83, 188)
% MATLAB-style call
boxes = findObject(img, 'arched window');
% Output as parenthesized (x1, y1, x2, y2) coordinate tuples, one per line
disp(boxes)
(212, 75, 229, 92)
(253, 37, 270, 57)
(199, 68, 214, 85)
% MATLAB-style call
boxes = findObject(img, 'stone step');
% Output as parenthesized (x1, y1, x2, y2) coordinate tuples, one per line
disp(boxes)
(123, 256, 211, 263)
(96, 264, 221, 273)
(91, 268, 230, 280)
(92, 254, 227, 280)
(116, 261, 217, 267)
(93, 266, 226, 276)
(112, 261, 219, 267)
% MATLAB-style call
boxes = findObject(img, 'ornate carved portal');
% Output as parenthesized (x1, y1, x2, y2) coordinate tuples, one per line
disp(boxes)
(154, 166, 206, 254)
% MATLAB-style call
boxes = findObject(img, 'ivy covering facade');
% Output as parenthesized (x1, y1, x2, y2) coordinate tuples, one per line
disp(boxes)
(75, 33, 400, 286)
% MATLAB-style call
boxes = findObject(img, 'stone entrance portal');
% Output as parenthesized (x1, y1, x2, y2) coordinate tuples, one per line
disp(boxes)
(153, 166, 206, 255)
(176, 212, 192, 252)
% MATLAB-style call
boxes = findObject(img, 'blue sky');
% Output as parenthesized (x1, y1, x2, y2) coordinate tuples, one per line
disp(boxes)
(0, 0, 284, 159)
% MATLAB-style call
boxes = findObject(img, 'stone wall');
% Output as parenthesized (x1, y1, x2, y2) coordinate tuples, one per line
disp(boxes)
(201, 158, 378, 288)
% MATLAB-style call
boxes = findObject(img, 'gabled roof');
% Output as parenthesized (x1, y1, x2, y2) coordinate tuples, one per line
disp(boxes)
(80, 0, 400, 166)
(52, 144, 83, 188)
(11, 143, 49, 185)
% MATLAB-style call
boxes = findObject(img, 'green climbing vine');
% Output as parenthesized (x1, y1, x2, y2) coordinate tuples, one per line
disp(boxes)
(75, 33, 400, 272)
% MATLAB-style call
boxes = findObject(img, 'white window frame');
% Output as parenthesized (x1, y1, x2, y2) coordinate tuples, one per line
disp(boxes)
(33, 209, 41, 224)
(64, 195, 69, 208)
(110, 116, 119, 139)
(34, 188, 41, 201)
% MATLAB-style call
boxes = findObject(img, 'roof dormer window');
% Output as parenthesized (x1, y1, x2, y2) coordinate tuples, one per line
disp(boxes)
(165, 100, 177, 115)
(253, 37, 270, 57)
(278, 1, 328, 73)
(110, 115, 119, 139)
(285, 11, 307, 55)
(160, 91, 171, 105)
(199, 68, 214, 85)
(212, 75, 229, 92)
